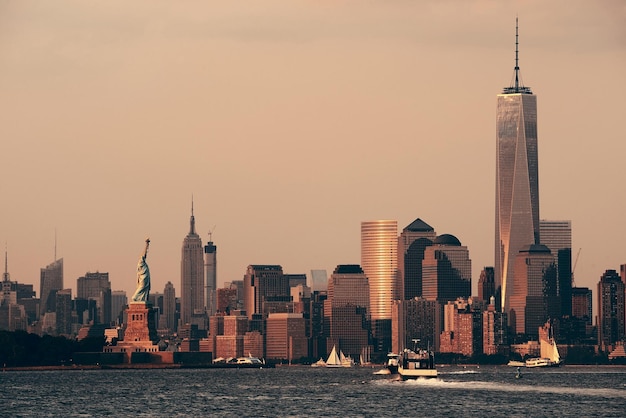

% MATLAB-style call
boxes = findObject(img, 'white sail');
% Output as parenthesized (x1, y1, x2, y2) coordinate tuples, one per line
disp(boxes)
(326, 345, 341, 366)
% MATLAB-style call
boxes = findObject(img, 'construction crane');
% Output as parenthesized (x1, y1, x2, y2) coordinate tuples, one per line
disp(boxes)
(571, 248, 581, 287)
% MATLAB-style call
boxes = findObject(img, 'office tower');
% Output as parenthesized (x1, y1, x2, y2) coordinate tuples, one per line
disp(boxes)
(204, 237, 217, 317)
(111, 290, 127, 325)
(285, 274, 307, 288)
(163, 281, 176, 333)
(77, 272, 112, 324)
(310, 269, 328, 292)
(398, 218, 437, 299)
(181, 202, 205, 326)
(597, 270, 625, 349)
(508, 244, 556, 338)
(361, 220, 398, 356)
(495, 20, 540, 313)
(571, 287, 593, 325)
(40, 258, 63, 315)
(217, 286, 238, 313)
(324, 265, 371, 359)
(55, 289, 72, 336)
(242, 265, 289, 320)
(265, 312, 308, 361)
(478, 267, 496, 303)
(391, 297, 439, 353)
(422, 234, 472, 304)
(540, 220, 572, 316)
(309, 290, 328, 360)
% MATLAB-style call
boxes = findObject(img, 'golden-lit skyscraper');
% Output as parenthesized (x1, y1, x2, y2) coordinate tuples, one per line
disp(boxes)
(495, 20, 540, 313)
(180, 201, 204, 326)
(361, 220, 397, 356)
(39, 258, 63, 316)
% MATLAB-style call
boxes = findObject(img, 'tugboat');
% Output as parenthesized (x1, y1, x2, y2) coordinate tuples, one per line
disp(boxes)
(397, 339, 437, 380)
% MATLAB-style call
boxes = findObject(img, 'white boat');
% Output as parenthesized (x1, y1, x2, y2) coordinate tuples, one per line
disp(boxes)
(386, 353, 399, 374)
(397, 348, 437, 380)
(507, 360, 525, 367)
(525, 338, 562, 368)
(325, 345, 354, 368)
(310, 358, 326, 368)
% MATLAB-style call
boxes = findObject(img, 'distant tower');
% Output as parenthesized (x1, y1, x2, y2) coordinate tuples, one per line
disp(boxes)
(77, 272, 112, 324)
(324, 265, 371, 359)
(180, 199, 205, 326)
(242, 265, 288, 320)
(495, 18, 540, 313)
(397, 218, 436, 299)
(163, 281, 177, 333)
(310, 269, 328, 292)
(40, 258, 63, 316)
(597, 270, 625, 349)
(478, 267, 496, 304)
(361, 220, 398, 357)
(422, 234, 472, 304)
(204, 230, 217, 317)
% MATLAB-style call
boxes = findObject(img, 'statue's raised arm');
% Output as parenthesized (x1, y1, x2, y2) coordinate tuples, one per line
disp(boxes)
(131, 238, 151, 302)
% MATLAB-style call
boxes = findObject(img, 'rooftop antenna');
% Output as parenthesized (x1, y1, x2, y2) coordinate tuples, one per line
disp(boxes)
(208, 225, 216, 242)
(3, 243, 9, 282)
(503, 16, 532, 94)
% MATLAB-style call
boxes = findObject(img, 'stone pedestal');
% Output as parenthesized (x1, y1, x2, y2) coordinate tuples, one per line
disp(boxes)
(124, 302, 158, 343)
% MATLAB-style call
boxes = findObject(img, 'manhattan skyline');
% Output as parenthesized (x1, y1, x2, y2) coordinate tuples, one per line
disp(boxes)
(1, 2, 625, 303)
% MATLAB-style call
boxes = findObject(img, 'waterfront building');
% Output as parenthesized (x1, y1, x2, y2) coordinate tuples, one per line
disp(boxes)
(508, 244, 556, 338)
(181, 202, 205, 326)
(204, 237, 217, 317)
(265, 312, 308, 361)
(391, 297, 439, 353)
(495, 20, 540, 313)
(597, 270, 625, 350)
(540, 220, 572, 316)
(324, 265, 371, 360)
(361, 220, 398, 356)
(40, 258, 63, 316)
(397, 218, 437, 300)
(77, 272, 111, 325)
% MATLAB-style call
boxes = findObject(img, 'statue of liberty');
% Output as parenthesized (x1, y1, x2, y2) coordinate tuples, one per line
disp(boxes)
(131, 238, 151, 302)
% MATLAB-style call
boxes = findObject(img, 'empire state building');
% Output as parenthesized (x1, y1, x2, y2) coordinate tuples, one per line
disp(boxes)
(181, 201, 205, 326)
(495, 19, 540, 313)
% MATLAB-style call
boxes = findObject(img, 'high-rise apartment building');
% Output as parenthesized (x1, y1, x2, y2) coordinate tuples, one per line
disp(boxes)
(40, 258, 63, 315)
(361, 220, 397, 357)
(180, 203, 205, 326)
(204, 238, 217, 317)
(495, 21, 540, 313)
(397, 218, 437, 300)
(571, 287, 592, 326)
(540, 220, 572, 316)
(597, 270, 625, 349)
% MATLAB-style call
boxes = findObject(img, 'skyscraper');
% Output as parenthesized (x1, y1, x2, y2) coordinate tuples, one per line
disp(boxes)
(77, 272, 112, 325)
(180, 202, 205, 326)
(361, 220, 398, 357)
(540, 220, 572, 316)
(163, 281, 176, 333)
(397, 218, 436, 300)
(204, 237, 217, 317)
(495, 20, 540, 313)
(597, 270, 625, 349)
(40, 258, 63, 315)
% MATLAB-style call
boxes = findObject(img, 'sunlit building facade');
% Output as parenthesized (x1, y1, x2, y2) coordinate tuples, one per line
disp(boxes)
(495, 22, 540, 313)
(361, 220, 397, 357)
(40, 258, 63, 316)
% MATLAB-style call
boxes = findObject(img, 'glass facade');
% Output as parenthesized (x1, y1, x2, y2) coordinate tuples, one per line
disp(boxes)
(495, 92, 540, 313)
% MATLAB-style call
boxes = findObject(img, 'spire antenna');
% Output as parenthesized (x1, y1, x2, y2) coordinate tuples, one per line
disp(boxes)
(189, 195, 197, 235)
(502, 16, 532, 94)
(3, 242, 9, 282)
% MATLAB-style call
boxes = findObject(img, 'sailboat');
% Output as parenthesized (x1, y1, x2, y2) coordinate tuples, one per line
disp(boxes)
(325, 345, 353, 368)
(525, 337, 562, 368)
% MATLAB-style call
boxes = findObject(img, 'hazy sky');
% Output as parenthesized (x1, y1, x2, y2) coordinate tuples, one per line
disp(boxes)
(1, 1, 625, 308)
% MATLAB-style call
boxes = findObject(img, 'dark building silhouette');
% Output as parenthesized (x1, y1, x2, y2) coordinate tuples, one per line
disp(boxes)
(597, 270, 625, 350)
(398, 218, 436, 299)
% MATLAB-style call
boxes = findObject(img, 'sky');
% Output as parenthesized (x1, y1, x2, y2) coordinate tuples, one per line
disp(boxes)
(1, 1, 625, 313)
